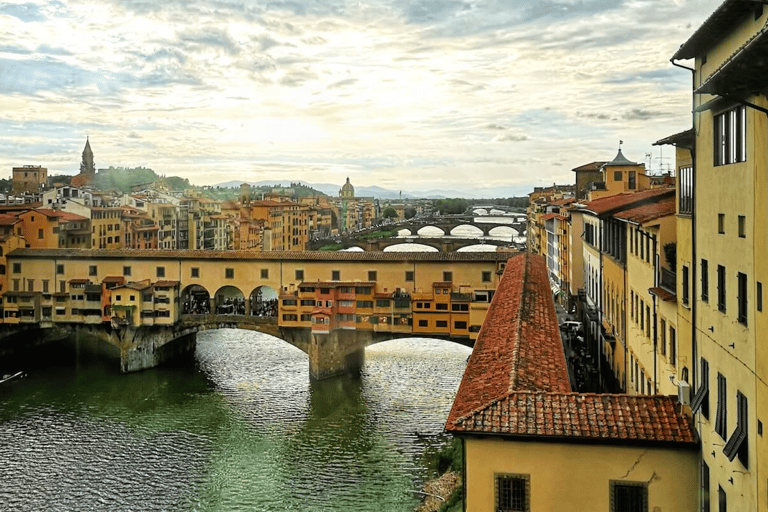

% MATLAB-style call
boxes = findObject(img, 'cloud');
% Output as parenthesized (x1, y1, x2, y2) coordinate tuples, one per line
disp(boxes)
(0, 3, 48, 22)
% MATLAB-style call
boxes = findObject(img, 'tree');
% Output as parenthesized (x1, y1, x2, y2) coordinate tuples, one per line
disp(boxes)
(382, 207, 398, 218)
(404, 207, 417, 219)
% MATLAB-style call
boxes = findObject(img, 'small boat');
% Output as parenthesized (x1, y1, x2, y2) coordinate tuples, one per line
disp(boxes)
(0, 371, 24, 384)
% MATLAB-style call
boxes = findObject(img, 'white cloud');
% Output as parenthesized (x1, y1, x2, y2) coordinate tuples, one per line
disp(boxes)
(0, 0, 722, 193)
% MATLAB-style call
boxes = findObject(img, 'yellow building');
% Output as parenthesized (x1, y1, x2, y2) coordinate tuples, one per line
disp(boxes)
(11, 165, 47, 196)
(671, 3, 768, 509)
(446, 252, 699, 512)
(90, 207, 124, 250)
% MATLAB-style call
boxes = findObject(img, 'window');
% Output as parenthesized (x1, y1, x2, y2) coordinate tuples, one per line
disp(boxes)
(454, 321, 467, 329)
(191, 267, 200, 278)
(496, 474, 529, 512)
(639, 300, 644, 330)
(56, 264, 64, 275)
(451, 303, 468, 311)
(225, 268, 234, 279)
(717, 265, 726, 313)
(405, 271, 414, 282)
(758, 281, 763, 312)
(42, 280, 49, 293)
(679, 165, 693, 214)
(436, 303, 448, 310)
(295, 269, 304, 281)
(332, 270, 340, 281)
(723, 390, 748, 468)
(38, 228, 43, 239)
(660, 319, 666, 356)
(376, 299, 390, 308)
(646, 305, 650, 338)
(610, 481, 647, 512)
(682, 265, 690, 306)
(669, 327, 676, 367)
(628, 171, 636, 189)
(157, 266, 165, 278)
(738, 215, 746, 238)
(368, 270, 377, 281)
(718, 485, 726, 512)
(701, 461, 710, 512)
(737, 272, 748, 325)
(436, 320, 448, 328)
(701, 259, 709, 302)
(715, 373, 728, 439)
(614, 170, 622, 181)
(718, 213, 725, 234)
(691, 358, 709, 418)
(443, 271, 453, 282)
(482, 271, 492, 283)
(12, 263, 21, 274)
(418, 319, 428, 327)
(714, 105, 746, 166)
(89, 265, 97, 276)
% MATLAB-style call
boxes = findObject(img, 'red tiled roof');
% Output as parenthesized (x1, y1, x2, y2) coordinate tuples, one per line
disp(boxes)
(446, 253, 569, 428)
(32, 208, 88, 222)
(572, 161, 607, 172)
(613, 196, 676, 224)
(0, 213, 19, 226)
(582, 188, 674, 215)
(449, 392, 697, 444)
(550, 197, 576, 206)
(445, 251, 697, 446)
(154, 280, 180, 287)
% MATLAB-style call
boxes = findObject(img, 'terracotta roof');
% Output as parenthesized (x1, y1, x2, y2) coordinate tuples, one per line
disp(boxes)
(550, 197, 576, 206)
(572, 161, 607, 172)
(449, 392, 697, 445)
(299, 281, 375, 288)
(445, 251, 697, 446)
(446, 253, 570, 427)
(154, 280, 180, 287)
(102, 276, 125, 283)
(32, 208, 89, 222)
(613, 195, 676, 224)
(0, 213, 19, 226)
(7, 248, 516, 263)
(582, 188, 674, 216)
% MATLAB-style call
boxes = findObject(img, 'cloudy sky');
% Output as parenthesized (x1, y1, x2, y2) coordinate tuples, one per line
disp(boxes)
(1, 0, 720, 196)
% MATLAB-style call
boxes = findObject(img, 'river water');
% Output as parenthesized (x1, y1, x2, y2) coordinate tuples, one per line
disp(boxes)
(0, 330, 471, 511)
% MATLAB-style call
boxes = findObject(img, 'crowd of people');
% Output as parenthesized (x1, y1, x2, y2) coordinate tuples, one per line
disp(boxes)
(181, 295, 278, 317)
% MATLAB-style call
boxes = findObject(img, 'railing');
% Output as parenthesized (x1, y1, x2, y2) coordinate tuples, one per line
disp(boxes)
(660, 268, 676, 293)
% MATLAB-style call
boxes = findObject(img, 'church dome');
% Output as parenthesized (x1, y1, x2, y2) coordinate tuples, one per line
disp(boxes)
(340, 177, 355, 198)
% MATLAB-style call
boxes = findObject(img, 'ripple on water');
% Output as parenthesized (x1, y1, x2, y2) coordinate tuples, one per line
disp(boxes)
(0, 329, 470, 511)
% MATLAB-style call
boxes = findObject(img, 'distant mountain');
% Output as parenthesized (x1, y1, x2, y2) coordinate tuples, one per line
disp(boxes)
(212, 180, 532, 200)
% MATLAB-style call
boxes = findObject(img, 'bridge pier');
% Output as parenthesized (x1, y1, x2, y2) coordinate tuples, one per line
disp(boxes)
(107, 326, 197, 373)
(309, 329, 370, 380)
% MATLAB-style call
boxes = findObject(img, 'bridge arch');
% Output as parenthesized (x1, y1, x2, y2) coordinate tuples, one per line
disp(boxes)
(383, 243, 440, 252)
(456, 244, 502, 252)
(397, 228, 412, 236)
(416, 226, 445, 237)
(450, 224, 483, 237)
(489, 226, 518, 238)
(249, 285, 278, 317)
(214, 285, 245, 315)
(181, 284, 211, 315)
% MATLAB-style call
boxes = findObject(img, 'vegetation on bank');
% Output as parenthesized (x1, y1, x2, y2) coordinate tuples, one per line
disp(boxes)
(418, 437, 464, 512)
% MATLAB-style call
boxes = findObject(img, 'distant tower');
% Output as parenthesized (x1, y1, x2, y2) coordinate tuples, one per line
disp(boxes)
(339, 177, 355, 198)
(80, 137, 95, 175)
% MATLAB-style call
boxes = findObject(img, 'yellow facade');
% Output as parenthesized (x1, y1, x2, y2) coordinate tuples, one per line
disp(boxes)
(463, 437, 699, 512)
(671, 3, 768, 509)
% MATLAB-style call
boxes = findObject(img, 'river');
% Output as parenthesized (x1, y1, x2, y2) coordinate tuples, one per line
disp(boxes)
(0, 330, 471, 511)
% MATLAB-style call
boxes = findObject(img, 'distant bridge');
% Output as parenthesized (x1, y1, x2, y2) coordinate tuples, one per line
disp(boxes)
(340, 237, 517, 252)
(1, 249, 511, 379)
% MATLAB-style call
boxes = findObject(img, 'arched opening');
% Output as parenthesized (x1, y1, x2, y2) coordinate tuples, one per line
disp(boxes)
(339, 246, 365, 252)
(383, 243, 439, 252)
(416, 226, 444, 237)
(456, 244, 501, 252)
(450, 224, 483, 237)
(489, 226, 518, 239)
(215, 285, 245, 315)
(249, 285, 278, 317)
(397, 228, 412, 236)
(181, 284, 211, 315)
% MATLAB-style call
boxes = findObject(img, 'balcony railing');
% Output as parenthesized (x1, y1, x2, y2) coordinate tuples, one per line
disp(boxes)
(660, 268, 676, 293)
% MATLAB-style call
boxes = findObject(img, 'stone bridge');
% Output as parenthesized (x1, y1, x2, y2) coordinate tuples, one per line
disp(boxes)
(392, 217, 526, 238)
(1, 249, 510, 379)
(341, 237, 517, 252)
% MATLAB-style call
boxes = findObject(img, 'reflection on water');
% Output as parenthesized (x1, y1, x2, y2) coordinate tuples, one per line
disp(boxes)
(0, 330, 470, 511)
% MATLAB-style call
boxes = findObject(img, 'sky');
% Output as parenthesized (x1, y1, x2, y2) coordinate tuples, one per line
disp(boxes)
(0, 0, 722, 196)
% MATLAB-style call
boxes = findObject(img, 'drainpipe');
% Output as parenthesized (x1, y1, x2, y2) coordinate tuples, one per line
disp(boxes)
(670, 57, 697, 390)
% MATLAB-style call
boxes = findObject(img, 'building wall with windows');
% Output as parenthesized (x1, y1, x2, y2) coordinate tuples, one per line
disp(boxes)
(672, 2, 768, 510)
(463, 438, 698, 512)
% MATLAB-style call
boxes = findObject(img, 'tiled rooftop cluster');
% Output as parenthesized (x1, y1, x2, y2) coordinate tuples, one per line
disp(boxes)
(446, 252, 697, 445)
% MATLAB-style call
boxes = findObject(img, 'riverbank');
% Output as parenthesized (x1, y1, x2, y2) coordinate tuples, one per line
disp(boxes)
(415, 470, 461, 512)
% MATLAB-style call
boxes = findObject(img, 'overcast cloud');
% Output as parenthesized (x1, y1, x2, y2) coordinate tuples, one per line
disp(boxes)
(0, 0, 720, 195)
